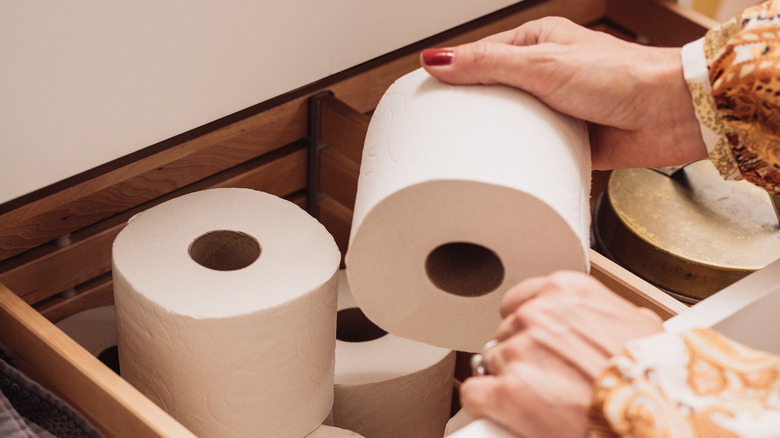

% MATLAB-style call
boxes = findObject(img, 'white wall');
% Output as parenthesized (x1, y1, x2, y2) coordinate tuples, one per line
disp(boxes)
(0, 0, 519, 204)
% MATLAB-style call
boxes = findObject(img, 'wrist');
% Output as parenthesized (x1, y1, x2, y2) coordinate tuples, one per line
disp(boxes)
(648, 47, 708, 165)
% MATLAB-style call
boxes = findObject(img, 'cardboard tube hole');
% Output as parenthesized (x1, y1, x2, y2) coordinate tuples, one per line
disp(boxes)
(98, 345, 120, 375)
(189, 230, 261, 271)
(336, 307, 387, 343)
(425, 242, 504, 297)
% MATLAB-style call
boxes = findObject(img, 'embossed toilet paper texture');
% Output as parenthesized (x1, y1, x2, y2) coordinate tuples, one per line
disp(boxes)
(113, 188, 341, 438)
(346, 68, 591, 352)
(331, 270, 455, 438)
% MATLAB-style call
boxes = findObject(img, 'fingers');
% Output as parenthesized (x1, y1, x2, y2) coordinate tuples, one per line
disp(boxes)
(495, 272, 587, 340)
(498, 275, 549, 318)
(478, 16, 584, 46)
(461, 270, 653, 436)
(420, 16, 589, 93)
(460, 362, 538, 437)
(495, 271, 666, 368)
(420, 42, 566, 96)
(482, 327, 545, 378)
(491, 306, 611, 380)
(499, 271, 595, 319)
(461, 342, 593, 437)
(459, 375, 520, 433)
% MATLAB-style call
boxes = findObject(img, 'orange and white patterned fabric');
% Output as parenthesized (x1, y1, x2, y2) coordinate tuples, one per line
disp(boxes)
(684, 0, 780, 194)
(588, 329, 780, 437)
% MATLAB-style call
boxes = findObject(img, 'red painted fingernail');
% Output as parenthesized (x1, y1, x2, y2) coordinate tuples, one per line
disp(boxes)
(422, 48, 454, 66)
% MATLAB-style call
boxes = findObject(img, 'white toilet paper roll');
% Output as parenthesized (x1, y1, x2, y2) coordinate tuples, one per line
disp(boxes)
(444, 409, 474, 436)
(448, 419, 517, 438)
(306, 425, 365, 437)
(56, 306, 120, 374)
(55, 305, 116, 357)
(331, 270, 455, 438)
(346, 68, 591, 352)
(112, 188, 341, 438)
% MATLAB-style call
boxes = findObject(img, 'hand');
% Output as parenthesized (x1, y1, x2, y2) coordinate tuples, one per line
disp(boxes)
(420, 17, 708, 171)
(459, 271, 664, 437)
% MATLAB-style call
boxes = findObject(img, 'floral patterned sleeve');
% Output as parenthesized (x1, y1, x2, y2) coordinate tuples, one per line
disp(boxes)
(683, 0, 780, 194)
(587, 329, 780, 436)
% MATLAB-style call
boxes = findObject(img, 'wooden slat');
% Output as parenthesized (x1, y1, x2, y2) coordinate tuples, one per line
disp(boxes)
(317, 93, 368, 211)
(36, 274, 114, 324)
(0, 282, 196, 438)
(605, 0, 718, 46)
(0, 148, 307, 304)
(590, 249, 688, 320)
(318, 196, 354, 258)
(319, 93, 370, 163)
(320, 148, 360, 211)
(209, 145, 308, 193)
(0, 0, 607, 261)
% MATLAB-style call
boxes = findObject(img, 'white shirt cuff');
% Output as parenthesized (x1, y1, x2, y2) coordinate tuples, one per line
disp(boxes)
(681, 38, 720, 153)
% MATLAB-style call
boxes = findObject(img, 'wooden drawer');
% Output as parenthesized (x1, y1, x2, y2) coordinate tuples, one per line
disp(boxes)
(0, 1, 710, 436)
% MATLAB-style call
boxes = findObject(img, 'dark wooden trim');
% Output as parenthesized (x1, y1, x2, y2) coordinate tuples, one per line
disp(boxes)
(605, 0, 718, 47)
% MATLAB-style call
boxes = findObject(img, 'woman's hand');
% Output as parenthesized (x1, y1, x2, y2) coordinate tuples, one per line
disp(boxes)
(460, 271, 664, 437)
(420, 17, 708, 171)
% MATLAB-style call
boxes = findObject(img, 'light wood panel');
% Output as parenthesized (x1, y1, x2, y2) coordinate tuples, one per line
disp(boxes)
(590, 250, 689, 319)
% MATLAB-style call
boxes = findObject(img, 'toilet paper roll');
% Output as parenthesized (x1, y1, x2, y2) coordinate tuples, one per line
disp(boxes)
(346, 68, 591, 352)
(112, 188, 341, 438)
(448, 419, 517, 438)
(56, 305, 120, 374)
(331, 270, 455, 438)
(306, 425, 365, 437)
(56, 305, 116, 357)
(444, 409, 474, 436)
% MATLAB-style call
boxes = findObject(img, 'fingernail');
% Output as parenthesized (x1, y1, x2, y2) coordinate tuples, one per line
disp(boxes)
(422, 48, 454, 66)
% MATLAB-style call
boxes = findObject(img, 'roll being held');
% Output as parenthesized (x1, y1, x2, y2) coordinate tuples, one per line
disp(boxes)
(346, 68, 591, 352)
(113, 188, 341, 438)
(331, 270, 455, 438)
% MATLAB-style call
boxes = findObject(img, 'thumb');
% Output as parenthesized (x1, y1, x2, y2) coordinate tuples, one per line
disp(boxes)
(460, 375, 525, 436)
(459, 375, 506, 421)
(420, 41, 565, 98)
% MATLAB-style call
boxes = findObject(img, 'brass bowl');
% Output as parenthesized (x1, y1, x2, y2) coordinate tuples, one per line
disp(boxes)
(592, 160, 780, 302)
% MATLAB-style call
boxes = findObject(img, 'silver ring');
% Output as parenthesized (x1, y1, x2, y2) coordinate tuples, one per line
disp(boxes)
(470, 339, 499, 377)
